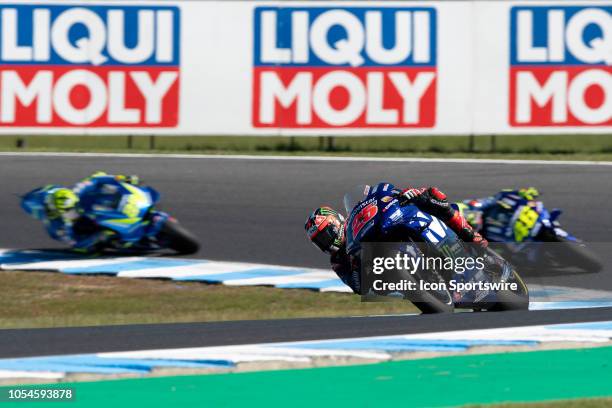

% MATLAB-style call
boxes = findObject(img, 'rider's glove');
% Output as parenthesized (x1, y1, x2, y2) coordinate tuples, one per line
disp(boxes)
(397, 188, 427, 206)
(447, 210, 489, 250)
(472, 232, 489, 249)
(116, 175, 140, 185)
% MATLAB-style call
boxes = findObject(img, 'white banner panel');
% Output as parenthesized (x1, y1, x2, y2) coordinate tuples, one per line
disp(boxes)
(473, 0, 612, 134)
(0, 0, 608, 135)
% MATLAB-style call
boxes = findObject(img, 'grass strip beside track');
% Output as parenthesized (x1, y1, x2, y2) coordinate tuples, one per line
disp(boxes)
(3, 150, 612, 162)
(0, 271, 415, 329)
(3, 346, 611, 407)
(1, 134, 612, 161)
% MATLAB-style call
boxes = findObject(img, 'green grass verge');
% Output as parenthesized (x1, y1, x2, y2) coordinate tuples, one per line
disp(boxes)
(0, 271, 415, 329)
(1, 134, 611, 160)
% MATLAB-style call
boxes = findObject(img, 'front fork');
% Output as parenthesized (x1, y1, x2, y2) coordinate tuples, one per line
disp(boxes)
(145, 211, 171, 239)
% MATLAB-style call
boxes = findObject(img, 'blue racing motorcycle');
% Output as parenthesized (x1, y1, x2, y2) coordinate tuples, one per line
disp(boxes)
(344, 183, 529, 314)
(21, 180, 199, 255)
(454, 193, 602, 273)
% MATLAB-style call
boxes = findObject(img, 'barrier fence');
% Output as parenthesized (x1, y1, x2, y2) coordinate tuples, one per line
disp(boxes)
(0, 0, 609, 136)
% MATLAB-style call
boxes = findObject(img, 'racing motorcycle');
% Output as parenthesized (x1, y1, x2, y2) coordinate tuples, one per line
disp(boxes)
(344, 183, 529, 314)
(453, 194, 602, 273)
(21, 180, 200, 255)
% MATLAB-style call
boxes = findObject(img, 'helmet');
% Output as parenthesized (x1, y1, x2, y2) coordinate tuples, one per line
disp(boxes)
(519, 187, 539, 201)
(47, 188, 79, 213)
(305, 207, 346, 254)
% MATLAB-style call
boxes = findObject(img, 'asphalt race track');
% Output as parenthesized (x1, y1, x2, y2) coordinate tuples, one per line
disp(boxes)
(0, 153, 611, 354)
(2, 307, 612, 358)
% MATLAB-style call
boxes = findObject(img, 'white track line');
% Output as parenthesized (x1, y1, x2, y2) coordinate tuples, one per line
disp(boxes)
(0, 151, 610, 166)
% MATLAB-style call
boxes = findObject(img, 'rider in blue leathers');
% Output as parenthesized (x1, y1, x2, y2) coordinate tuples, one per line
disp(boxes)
(305, 183, 488, 293)
(23, 172, 140, 253)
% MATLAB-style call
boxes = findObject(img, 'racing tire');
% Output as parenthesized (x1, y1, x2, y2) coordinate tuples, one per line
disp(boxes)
(537, 229, 603, 273)
(552, 237, 602, 273)
(158, 219, 200, 255)
(398, 261, 455, 314)
(487, 269, 530, 312)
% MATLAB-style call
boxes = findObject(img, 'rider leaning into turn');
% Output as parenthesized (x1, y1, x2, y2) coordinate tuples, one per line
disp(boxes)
(304, 185, 488, 294)
(455, 187, 540, 232)
(29, 172, 140, 253)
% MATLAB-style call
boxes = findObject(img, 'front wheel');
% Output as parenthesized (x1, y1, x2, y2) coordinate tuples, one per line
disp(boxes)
(399, 262, 455, 314)
(537, 229, 602, 273)
(480, 250, 529, 311)
(157, 218, 200, 255)
(552, 237, 602, 273)
(487, 269, 530, 311)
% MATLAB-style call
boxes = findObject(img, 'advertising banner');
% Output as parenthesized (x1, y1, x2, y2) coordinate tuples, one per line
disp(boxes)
(509, 5, 611, 127)
(0, 3, 180, 129)
(0, 0, 608, 135)
(252, 6, 437, 129)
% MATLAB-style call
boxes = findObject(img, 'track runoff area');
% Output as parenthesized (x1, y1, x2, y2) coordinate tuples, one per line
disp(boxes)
(0, 153, 611, 407)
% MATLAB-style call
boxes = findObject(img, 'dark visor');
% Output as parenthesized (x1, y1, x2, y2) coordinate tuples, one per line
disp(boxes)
(312, 225, 338, 253)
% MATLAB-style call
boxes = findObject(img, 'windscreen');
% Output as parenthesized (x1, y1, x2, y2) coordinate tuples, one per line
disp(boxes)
(343, 185, 371, 215)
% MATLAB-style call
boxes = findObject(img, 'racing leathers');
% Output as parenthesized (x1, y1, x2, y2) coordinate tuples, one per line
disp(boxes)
(36, 173, 140, 253)
(330, 186, 488, 294)
(455, 188, 541, 233)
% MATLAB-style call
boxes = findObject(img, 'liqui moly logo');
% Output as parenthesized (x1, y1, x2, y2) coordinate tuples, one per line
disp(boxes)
(510, 6, 611, 127)
(252, 7, 437, 128)
(0, 5, 180, 127)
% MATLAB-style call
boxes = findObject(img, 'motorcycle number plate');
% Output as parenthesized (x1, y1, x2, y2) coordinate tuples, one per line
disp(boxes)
(351, 202, 378, 237)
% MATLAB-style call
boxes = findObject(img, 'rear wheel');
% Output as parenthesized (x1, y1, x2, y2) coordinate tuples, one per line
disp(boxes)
(551, 237, 602, 273)
(157, 219, 200, 255)
(538, 229, 602, 273)
(396, 249, 454, 314)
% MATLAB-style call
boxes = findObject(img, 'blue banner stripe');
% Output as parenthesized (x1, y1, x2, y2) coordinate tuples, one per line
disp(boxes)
(509, 6, 611, 66)
(254, 7, 437, 67)
(0, 5, 181, 66)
